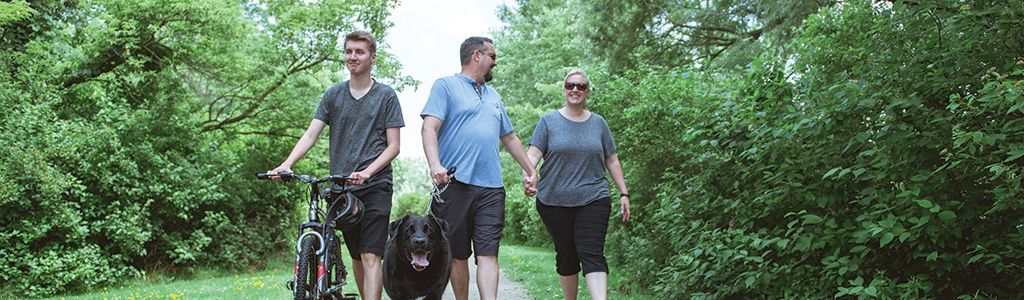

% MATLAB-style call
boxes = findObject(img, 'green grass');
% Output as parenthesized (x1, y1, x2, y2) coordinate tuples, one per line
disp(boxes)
(39, 255, 358, 300)
(40, 244, 653, 300)
(500, 244, 657, 300)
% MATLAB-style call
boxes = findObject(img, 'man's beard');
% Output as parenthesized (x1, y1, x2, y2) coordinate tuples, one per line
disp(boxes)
(484, 69, 494, 82)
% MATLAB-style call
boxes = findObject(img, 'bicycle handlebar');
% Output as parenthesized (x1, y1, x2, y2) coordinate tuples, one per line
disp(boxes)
(256, 167, 453, 183)
(255, 172, 356, 184)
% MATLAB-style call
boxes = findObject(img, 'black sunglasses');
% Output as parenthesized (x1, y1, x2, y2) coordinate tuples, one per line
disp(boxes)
(478, 50, 496, 60)
(564, 82, 589, 91)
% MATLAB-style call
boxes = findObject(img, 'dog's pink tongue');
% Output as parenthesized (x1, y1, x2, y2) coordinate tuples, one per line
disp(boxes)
(411, 253, 429, 268)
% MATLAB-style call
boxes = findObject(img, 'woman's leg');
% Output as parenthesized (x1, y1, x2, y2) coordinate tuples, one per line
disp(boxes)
(575, 197, 611, 300)
(560, 273, 580, 300)
(584, 271, 608, 300)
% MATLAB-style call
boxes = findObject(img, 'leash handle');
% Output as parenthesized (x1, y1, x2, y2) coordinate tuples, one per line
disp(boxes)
(426, 167, 457, 215)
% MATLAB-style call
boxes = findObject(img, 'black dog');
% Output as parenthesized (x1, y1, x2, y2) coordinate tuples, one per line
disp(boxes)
(383, 215, 451, 300)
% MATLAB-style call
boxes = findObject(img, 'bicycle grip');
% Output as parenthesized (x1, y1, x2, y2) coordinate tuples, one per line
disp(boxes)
(256, 172, 292, 180)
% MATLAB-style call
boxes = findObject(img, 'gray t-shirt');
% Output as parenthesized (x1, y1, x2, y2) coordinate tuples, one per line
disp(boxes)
(314, 80, 404, 190)
(528, 110, 616, 207)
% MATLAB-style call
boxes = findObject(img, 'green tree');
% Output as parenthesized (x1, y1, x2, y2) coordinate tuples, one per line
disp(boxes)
(494, 0, 1024, 298)
(586, 0, 837, 71)
(0, 0, 411, 297)
(600, 0, 1024, 298)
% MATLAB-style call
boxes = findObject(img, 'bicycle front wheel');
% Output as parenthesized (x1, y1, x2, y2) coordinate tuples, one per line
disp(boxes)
(294, 235, 319, 300)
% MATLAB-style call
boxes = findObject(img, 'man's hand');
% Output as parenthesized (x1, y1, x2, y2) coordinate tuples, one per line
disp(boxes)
(430, 165, 451, 185)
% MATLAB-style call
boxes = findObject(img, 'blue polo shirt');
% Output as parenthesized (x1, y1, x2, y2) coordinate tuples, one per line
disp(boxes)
(420, 74, 514, 188)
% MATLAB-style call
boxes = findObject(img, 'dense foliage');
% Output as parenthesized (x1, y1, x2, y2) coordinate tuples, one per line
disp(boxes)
(4, 0, 1023, 298)
(0, 0, 411, 297)
(494, 0, 1023, 298)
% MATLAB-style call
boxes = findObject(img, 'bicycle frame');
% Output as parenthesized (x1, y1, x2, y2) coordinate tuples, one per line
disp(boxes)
(257, 172, 357, 300)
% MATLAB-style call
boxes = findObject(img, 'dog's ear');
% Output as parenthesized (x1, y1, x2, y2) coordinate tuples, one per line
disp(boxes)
(429, 215, 449, 235)
(388, 215, 408, 239)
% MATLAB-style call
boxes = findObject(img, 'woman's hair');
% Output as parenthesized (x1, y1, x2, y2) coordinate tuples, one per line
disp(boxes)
(564, 69, 590, 110)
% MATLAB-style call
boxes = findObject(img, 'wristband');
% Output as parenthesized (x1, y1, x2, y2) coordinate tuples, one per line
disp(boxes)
(620, 193, 630, 198)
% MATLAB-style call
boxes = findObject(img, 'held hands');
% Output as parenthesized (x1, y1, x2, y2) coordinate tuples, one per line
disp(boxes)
(521, 170, 538, 197)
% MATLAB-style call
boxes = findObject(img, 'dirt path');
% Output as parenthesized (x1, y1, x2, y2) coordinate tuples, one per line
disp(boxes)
(381, 265, 531, 300)
(439, 265, 531, 300)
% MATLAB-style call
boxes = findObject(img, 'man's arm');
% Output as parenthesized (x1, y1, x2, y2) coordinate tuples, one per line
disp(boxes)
(521, 146, 543, 197)
(349, 127, 401, 185)
(270, 119, 327, 181)
(500, 132, 537, 193)
(421, 116, 450, 185)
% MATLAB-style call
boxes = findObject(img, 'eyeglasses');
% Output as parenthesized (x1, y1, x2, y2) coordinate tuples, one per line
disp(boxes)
(564, 82, 589, 91)
(478, 50, 496, 60)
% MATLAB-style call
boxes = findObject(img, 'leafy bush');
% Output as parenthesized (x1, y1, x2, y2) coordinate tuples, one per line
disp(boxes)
(0, 0, 404, 297)
(391, 193, 430, 219)
(600, 1, 1024, 298)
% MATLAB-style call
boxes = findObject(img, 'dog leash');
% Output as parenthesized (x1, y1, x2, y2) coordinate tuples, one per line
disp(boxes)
(425, 167, 456, 216)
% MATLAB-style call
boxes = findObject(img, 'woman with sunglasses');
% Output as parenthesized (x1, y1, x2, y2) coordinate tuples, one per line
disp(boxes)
(523, 69, 631, 300)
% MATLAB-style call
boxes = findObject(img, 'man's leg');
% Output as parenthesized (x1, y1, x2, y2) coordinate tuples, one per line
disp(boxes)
(360, 253, 383, 300)
(476, 255, 499, 300)
(450, 258, 470, 300)
(472, 187, 506, 300)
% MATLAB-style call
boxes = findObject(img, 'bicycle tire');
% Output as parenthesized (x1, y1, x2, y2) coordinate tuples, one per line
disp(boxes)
(294, 235, 319, 300)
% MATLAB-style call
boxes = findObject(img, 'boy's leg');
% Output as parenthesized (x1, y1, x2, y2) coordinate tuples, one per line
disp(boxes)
(351, 259, 365, 297)
(360, 253, 382, 300)
(344, 183, 392, 300)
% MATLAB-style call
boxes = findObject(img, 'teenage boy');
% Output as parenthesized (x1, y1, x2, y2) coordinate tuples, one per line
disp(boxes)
(270, 30, 402, 300)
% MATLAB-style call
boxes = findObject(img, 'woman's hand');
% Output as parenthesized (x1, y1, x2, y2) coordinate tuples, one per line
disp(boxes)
(619, 195, 631, 221)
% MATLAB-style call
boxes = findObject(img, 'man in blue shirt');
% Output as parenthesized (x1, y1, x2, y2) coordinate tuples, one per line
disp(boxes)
(420, 36, 537, 300)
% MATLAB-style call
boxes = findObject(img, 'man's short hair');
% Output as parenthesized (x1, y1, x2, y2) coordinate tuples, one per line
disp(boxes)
(460, 36, 493, 66)
(345, 31, 378, 54)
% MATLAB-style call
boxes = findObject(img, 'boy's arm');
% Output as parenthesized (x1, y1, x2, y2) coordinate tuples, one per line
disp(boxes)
(270, 119, 327, 181)
(349, 127, 401, 185)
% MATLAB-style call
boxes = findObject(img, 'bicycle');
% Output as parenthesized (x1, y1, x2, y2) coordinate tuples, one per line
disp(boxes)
(256, 172, 361, 300)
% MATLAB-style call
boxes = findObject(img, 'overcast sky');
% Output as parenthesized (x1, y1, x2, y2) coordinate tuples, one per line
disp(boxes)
(386, 0, 512, 158)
